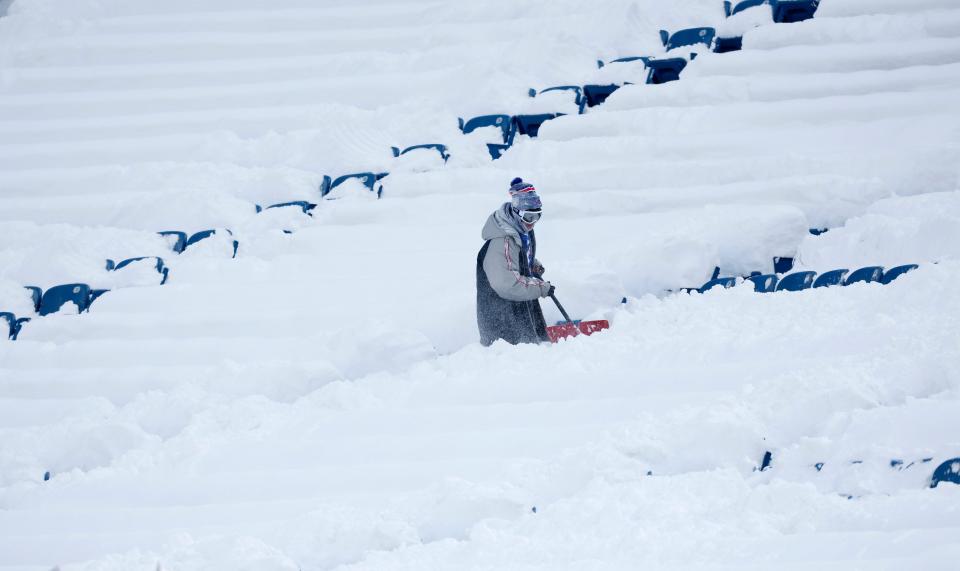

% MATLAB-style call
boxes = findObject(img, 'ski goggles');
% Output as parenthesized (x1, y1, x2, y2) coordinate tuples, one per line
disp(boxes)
(519, 210, 542, 224)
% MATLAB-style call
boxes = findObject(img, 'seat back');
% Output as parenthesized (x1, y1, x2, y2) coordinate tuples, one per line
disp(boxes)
(645, 58, 688, 84)
(881, 264, 918, 285)
(773, 256, 795, 274)
(186, 229, 216, 248)
(771, 0, 819, 23)
(581, 84, 621, 109)
(662, 27, 716, 51)
(746, 274, 778, 293)
(538, 86, 584, 112)
(812, 269, 848, 289)
(486, 143, 511, 160)
(699, 277, 737, 293)
(930, 458, 960, 488)
(727, 0, 767, 16)
(458, 114, 513, 144)
(158, 230, 187, 253)
(39, 283, 91, 316)
(110, 256, 169, 284)
(395, 144, 450, 162)
(25, 286, 42, 313)
(512, 114, 564, 138)
(844, 266, 884, 286)
(266, 201, 317, 215)
(713, 36, 743, 53)
(776, 271, 816, 292)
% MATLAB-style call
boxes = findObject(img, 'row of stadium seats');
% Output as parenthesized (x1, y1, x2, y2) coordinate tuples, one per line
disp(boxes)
(456, 1, 820, 162)
(2, 284, 110, 340)
(758, 452, 960, 489)
(2, 231, 238, 340)
(694, 264, 919, 294)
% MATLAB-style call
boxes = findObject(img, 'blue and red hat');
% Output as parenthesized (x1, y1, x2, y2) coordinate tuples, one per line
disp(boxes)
(509, 177, 542, 211)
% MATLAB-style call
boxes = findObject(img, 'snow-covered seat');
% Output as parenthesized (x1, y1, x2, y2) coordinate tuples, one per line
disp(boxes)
(39, 283, 96, 316)
(185, 229, 239, 258)
(775, 271, 816, 292)
(773, 256, 794, 274)
(458, 114, 513, 144)
(746, 274, 778, 293)
(1, 312, 30, 340)
(580, 84, 622, 111)
(930, 458, 960, 488)
(659, 27, 715, 52)
(843, 266, 883, 286)
(713, 37, 743, 53)
(699, 277, 737, 292)
(813, 269, 848, 289)
(320, 172, 387, 199)
(158, 230, 187, 253)
(724, 0, 767, 17)
(106, 256, 170, 285)
(533, 86, 585, 114)
(390, 144, 450, 163)
(881, 264, 918, 285)
(265, 201, 317, 215)
(770, 0, 818, 23)
(645, 57, 688, 84)
(512, 113, 565, 138)
(458, 114, 514, 160)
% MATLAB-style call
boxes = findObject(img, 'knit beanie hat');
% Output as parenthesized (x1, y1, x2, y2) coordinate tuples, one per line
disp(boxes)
(509, 177, 542, 211)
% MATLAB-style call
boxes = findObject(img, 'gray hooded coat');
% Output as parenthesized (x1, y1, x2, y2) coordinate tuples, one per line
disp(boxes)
(476, 204, 551, 346)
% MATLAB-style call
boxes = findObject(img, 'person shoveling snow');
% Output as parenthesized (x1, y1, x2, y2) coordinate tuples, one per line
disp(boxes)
(476, 178, 553, 346)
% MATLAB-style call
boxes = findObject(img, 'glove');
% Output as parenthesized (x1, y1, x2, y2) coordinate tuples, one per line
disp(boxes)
(532, 261, 545, 276)
(543, 283, 555, 298)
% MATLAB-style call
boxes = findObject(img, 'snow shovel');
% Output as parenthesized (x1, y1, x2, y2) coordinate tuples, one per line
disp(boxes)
(544, 293, 610, 343)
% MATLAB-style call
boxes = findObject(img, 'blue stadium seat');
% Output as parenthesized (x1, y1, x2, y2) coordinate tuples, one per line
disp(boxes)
(809, 227, 829, 235)
(776, 271, 816, 292)
(24, 286, 42, 313)
(186, 229, 238, 258)
(581, 85, 622, 111)
(771, 0, 819, 23)
(390, 144, 450, 163)
(844, 266, 883, 286)
(158, 231, 187, 253)
(1, 312, 30, 340)
(266, 201, 317, 215)
(660, 27, 716, 51)
(532, 86, 585, 114)
(603, 56, 650, 67)
(645, 57, 688, 84)
(512, 113, 565, 138)
(746, 274, 778, 293)
(724, 0, 767, 17)
(699, 277, 737, 293)
(713, 36, 743, 53)
(813, 269, 848, 289)
(320, 172, 386, 199)
(773, 256, 795, 274)
(458, 114, 514, 145)
(881, 264, 918, 285)
(930, 457, 960, 488)
(186, 230, 216, 248)
(107, 256, 169, 285)
(38, 283, 93, 316)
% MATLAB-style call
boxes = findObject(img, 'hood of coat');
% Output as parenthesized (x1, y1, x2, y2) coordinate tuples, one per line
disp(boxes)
(482, 203, 526, 242)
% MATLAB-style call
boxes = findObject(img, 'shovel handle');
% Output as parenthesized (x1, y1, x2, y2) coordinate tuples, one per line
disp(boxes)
(549, 293, 574, 324)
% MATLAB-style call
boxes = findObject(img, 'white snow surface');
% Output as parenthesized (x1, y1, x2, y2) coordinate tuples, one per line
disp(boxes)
(1, 0, 960, 569)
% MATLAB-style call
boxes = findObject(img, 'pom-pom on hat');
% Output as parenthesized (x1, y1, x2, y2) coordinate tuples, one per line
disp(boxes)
(509, 177, 542, 211)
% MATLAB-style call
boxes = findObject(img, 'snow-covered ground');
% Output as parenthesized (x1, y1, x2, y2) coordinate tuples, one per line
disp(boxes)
(1, 0, 959, 569)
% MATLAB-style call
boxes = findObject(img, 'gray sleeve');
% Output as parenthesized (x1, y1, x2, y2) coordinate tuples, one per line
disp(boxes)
(483, 237, 550, 301)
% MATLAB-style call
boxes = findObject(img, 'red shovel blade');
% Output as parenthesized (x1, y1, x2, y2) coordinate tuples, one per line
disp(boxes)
(546, 319, 610, 343)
